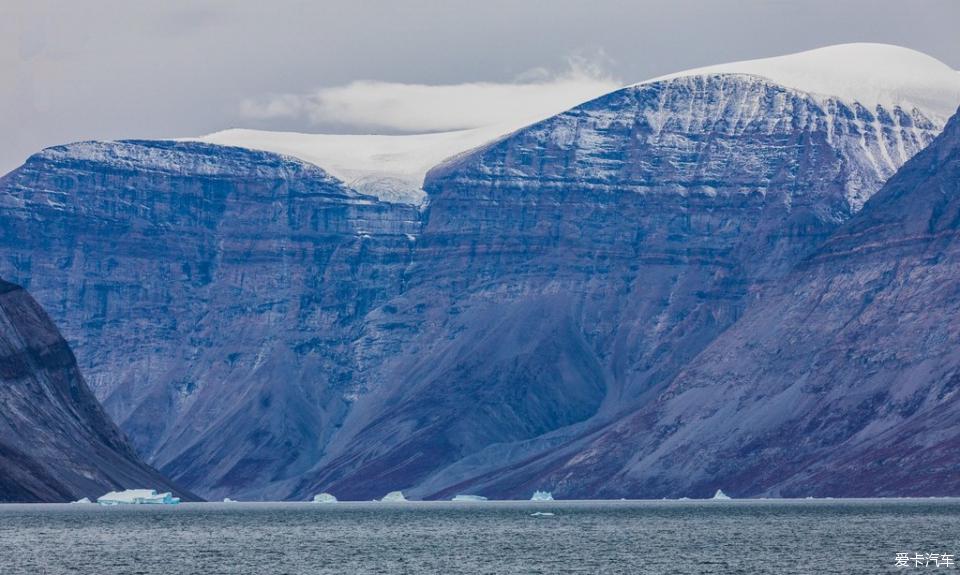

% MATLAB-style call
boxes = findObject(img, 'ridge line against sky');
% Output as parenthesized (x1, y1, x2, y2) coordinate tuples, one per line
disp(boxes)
(2, 0, 959, 176)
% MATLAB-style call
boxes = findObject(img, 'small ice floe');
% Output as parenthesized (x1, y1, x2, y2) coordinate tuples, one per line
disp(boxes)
(312, 493, 338, 504)
(452, 494, 487, 502)
(712, 489, 732, 500)
(530, 512, 555, 517)
(71, 497, 92, 504)
(97, 489, 180, 505)
(380, 491, 408, 502)
(530, 490, 554, 501)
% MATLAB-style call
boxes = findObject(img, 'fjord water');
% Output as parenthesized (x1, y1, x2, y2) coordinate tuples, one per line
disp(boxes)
(1, 500, 958, 574)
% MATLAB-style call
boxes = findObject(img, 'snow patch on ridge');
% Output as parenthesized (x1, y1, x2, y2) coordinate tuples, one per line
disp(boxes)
(642, 43, 960, 120)
(191, 125, 520, 205)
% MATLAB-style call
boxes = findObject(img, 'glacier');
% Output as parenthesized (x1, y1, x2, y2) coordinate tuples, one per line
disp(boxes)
(191, 126, 516, 205)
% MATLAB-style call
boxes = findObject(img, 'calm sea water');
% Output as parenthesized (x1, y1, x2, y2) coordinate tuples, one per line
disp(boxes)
(1, 499, 957, 574)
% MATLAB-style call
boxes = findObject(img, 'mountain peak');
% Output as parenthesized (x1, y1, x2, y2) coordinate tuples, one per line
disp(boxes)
(642, 43, 960, 119)
(190, 45, 960, 205)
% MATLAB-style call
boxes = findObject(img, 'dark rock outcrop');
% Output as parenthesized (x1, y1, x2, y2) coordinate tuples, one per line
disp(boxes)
(0, 279, 190, 502)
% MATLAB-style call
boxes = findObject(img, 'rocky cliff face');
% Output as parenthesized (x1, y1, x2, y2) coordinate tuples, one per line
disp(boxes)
(0, 141, 419, 499)
(0, 72, 952, 500)
(449, 106, 960, 499)
(0, 279, 188, 502)
(291, 75, 946, 500)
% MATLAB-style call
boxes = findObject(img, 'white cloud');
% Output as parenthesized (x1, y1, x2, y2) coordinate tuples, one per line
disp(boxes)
(238, 57, 621, 133)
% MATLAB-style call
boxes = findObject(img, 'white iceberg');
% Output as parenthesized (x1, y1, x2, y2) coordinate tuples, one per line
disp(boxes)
(97, 489, 180, 505)
(530, 511, 555, 517)
(530, 490, 554, 501)
(312, 493, 338, 504)
(380, 491, 408, 502)
(712, 489, 732, 500)
(222, 497, 238, 503)
(452, 494, 488, 502)
(71, 497, 92, 504)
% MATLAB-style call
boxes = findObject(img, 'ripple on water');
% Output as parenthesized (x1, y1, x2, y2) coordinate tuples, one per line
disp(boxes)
(0, 499, 958, 574)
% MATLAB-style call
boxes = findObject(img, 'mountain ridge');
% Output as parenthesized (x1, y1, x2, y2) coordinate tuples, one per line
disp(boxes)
(193, 44, 960, 205)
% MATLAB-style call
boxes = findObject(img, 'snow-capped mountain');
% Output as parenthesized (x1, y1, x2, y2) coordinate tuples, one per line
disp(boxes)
(194, 43, 960, 208)
(0, 279, 190, 502)
(0, 44, 958, 500)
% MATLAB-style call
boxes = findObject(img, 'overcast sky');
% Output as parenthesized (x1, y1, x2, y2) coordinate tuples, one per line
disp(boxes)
(2, 0, 959, 175)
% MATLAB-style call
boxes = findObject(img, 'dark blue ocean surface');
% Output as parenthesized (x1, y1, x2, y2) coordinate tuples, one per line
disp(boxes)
(1, 499, 957, 574)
